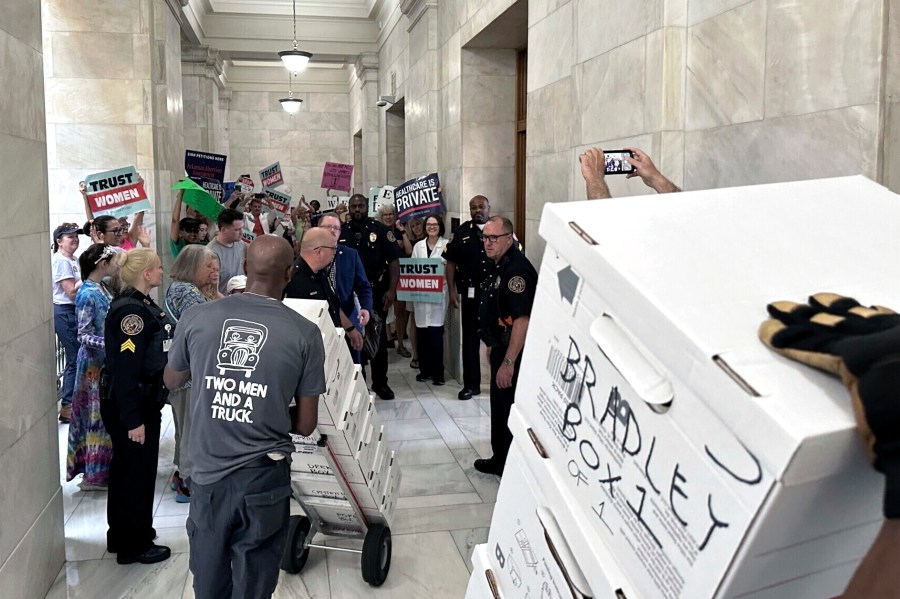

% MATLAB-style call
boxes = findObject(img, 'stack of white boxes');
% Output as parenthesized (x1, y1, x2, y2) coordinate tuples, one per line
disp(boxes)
(466, 177, 895, 598)
(283, 298, 401, 531)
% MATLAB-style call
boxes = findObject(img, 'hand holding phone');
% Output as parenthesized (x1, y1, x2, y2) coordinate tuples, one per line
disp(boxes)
(603, 150, 636, 175)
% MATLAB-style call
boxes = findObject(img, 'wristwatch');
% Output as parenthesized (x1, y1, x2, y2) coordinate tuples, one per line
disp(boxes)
(344, 325, 355, 332)
(502, 356, 514, 366)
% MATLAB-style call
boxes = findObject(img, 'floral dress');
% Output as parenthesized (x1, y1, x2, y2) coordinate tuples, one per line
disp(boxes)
(66, 280, 114, 484)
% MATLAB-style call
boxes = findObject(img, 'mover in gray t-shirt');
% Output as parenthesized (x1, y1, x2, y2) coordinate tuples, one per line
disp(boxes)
(164, 236, 324, 599)
(207, 208, 247, 295)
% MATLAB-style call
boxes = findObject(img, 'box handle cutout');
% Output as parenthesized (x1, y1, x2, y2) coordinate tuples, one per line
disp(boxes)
(485, 568, 501, 598)
(537, 507, 593, 598)
(712, 355, 761, 397)
(615, 591, 628, 599)
(590, 314, 674, 411)
(568, 221, 598, 245)
(527, 427, 549, 459)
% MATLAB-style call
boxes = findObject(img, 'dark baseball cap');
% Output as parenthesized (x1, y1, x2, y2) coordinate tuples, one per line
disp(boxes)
(53, 223, 81, 240)
(179, 217, 202, 232)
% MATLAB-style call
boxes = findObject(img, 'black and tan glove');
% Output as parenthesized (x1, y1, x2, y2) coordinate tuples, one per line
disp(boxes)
(759, 293, 900, 518)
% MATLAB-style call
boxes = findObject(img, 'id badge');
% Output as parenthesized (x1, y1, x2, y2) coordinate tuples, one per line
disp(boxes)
(162, 338, 173, 353)
(467, 287, 475, 299)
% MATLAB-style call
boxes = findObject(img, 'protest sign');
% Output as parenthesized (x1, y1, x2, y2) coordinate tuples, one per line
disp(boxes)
(259, 162, 284, 188)
(323, 195, 349, 211)
(321, 162, 353, 192)
(185, 150, 226, 183)
(397, 258, 445, 303)
(190, 176, 224, 202)
(394, 173, 443, 223)
(237, 174, 255, 192)
(223, 181, 236, 203)
(84, 166, 150, 218)
(263, 188, 292, 216)
(241, 227, 256, 245)
(172, 178, 223, 221)
(369, 185, 395, 216)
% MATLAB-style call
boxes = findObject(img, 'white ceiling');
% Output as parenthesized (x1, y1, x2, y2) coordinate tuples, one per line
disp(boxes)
(182, 0, 399, 91)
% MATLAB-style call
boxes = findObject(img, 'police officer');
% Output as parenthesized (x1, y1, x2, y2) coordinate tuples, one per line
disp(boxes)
(475, 216, 537, 476)
(445, 195, 494, 400)
(102, 248, 174, 564)
(339, 194, 401, 399)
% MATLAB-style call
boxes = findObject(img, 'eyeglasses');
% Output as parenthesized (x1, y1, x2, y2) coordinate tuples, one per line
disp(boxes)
(105, 227, 125, 235)
(483, 233, 512, 244)
(315, 246, 338, 252)
(320, 225, 341, 232)
(425, 223, 440, 228)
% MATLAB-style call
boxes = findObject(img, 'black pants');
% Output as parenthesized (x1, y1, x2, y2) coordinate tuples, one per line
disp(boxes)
(461, 294, 482, 389)
(188, 459, 291, 599)
(366, 287, 390, 387)
(489, 346, 520, 466)
(101, 400, 161, 557)
(417, 325, 445, 380)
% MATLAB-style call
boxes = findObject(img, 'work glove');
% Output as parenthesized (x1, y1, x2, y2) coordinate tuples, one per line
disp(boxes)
(759, 293, 900, 518)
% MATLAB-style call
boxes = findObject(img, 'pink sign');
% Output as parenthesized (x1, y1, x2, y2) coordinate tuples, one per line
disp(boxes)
(321, 162, 353, 192)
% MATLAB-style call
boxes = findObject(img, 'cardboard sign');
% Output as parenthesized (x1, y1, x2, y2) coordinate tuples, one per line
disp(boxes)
(369, 185, 395, 216)
(241, 228, 256, 245)
(184, 150, 226, 183)
(263, 188, 292, 216)
(172, 178, 223, 221)
(397, 258, 444, 303)
(259, 162, 284, 189)
(321, 162, 353, 192)
(84, 166, 150, 218)
(394, 173, 443, 223)
(190, 176, 223, 202)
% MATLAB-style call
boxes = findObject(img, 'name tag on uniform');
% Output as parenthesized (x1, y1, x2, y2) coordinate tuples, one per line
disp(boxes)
(468, 287, 475, 299)
(163, 339, 173, 353)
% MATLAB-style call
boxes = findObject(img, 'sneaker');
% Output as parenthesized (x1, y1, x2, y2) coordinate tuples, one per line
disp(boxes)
(58, 404, 72, 424)
(170, 471, 182, 491)
(175, 482, 191, 503)
(78, 480, 109, 492)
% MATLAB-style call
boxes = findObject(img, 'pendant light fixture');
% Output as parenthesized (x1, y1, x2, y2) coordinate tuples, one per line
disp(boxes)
(280, 72, 302, 114)
(279, 0, 312, 72)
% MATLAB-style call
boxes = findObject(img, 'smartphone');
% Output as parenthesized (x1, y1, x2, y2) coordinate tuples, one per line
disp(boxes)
(604, 150, 635, 175)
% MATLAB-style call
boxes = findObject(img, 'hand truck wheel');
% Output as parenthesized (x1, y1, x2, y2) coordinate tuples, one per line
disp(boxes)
(361, 524, 392, 586)
(281, 515, 311, 574)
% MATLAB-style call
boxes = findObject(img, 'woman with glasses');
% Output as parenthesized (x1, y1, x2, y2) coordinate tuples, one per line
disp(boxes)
(412, 214, 450, 385)
(66, 244, 118, 490)
(80, 179, 150, 250)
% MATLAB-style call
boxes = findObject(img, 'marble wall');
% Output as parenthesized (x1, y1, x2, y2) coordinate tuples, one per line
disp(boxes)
(226, 91, 353, 201)
(0, 1, 66, 597)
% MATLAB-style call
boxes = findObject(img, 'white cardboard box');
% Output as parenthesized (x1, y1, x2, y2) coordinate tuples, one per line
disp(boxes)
(465, 544, 500, 599)
(282, 298, 348, 378)
(289, 442, 367, 485)
(516, 176, 889, 598)
(357, 424, 384, 479)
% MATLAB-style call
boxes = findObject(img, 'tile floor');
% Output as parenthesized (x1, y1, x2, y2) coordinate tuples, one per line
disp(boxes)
(47, 351, 496, 598)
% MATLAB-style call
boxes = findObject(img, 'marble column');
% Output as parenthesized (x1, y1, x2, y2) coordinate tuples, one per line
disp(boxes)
(354, 52, 383, 191)
(0, 0, 66, 597)
(401, 0, 440, 180)
(182, 45, 225, 155)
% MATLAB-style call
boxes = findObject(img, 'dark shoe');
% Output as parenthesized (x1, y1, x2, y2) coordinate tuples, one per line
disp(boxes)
(470, 387, 482, 396)
(116, 544, 171, 565)
(58, 404, 72, 423)
(474, 458, 504, 476)
(432, 379, 445, 386)
(386, 339, 396, 349)
(372, 384, 395, 400)
(458, 388, 473, 400)
(415, 373, 431, 382)
(174, 481, 191, 503)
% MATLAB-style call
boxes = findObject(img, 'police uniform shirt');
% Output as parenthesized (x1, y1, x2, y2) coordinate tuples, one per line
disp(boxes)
(338, 219, 400, 285)
(283, 256, 342, 327)
(478, 245, 538, 345)
(104, 288, 174, 429)
(167, 293, 327, 486)
(444, 221, 492, 294)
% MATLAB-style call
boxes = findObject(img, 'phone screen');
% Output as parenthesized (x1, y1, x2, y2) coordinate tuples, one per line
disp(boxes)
(604, 150, 635, 175)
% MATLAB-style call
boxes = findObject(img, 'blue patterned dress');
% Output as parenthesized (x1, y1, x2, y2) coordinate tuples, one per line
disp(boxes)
(66, 280, 114, 484)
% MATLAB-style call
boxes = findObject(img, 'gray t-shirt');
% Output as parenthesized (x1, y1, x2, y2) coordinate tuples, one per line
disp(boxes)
(207, 238, 246, 295)
(167, 293, 326, 485)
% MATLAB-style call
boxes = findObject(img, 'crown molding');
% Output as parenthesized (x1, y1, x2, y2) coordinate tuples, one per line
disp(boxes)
(400, 0, 437, 31)
(353, 52, 379, 84)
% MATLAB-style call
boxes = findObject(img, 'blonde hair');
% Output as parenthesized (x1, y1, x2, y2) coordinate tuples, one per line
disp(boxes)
(115, 248, 159, 289)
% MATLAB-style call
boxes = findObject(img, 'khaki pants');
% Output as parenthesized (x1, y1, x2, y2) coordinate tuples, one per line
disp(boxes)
(169, 386, 193, 479)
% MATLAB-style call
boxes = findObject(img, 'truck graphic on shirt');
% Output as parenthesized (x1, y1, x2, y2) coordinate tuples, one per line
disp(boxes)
(217, 319, 268, 377)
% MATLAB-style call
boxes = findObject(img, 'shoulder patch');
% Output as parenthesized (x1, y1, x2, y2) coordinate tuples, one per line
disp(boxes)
(121, 314, 144, 335)
(387, 231, 396, 243)
(369, 232, 377, 243)
(508, 276, 526, 294)
(120, 339, 136, 353)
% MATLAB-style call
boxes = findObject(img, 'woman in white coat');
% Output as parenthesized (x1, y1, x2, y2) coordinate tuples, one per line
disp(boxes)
(413, 214, 450, 385)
